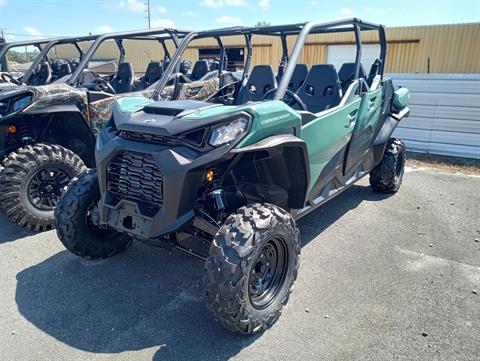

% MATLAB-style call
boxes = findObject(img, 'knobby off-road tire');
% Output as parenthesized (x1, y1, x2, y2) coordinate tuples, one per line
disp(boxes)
(205, 203, 300, 334)
(54, 169, 132, 259)
(369, 138, 406, 193)
(0, 143, 86, 231)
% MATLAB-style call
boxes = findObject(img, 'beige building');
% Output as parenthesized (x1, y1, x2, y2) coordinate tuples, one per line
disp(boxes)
(52, 22, 480, 74)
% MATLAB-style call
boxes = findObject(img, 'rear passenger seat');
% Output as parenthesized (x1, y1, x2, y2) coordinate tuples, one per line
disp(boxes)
(338, 62, 366, 93)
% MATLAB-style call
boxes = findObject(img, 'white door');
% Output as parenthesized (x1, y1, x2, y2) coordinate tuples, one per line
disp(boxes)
(327, 44, 380, 73)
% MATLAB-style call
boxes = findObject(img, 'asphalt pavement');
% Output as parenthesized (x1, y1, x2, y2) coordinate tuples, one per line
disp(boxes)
(0, 166, 479, 361)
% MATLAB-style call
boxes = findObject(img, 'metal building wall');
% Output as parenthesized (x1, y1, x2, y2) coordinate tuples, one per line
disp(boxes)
(391, 73, 480, 159)
(175, 22, 480, 74)
(51, 22, 480, 74)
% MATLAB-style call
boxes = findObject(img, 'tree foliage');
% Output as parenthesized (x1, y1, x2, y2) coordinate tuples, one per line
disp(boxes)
(7, 49, 40, 64)
(254, 21, 271, 27)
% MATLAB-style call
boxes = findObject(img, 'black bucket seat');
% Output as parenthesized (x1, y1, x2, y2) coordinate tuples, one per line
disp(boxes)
(190, 60, 210, 81)
(296, 64, 342, 113)
(288, 63, 309, 91)
(29, 62, 52, 85)
(338, 62, 366, 93)
(136, 62, 163, 90)
(235, 65, 277, 104)
(110, 62, 134, 93)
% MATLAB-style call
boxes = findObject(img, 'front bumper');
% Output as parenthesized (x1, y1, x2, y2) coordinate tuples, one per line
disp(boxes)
(96, 130, 231, 239)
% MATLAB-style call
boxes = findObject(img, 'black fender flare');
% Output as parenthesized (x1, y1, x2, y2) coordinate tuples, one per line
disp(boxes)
(11, 105, 96, 167)
(228, 134, 310, 209)
(372, 106, 410, 164)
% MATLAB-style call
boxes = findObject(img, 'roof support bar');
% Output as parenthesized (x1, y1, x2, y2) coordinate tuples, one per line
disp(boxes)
(353, 24, 362, 79)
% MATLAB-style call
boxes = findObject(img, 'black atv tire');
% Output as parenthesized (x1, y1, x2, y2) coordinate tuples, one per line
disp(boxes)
(0, 144, 86, 231)
(205, 203, 300, 334)
(54, 169, 132, 259)
(369, 138, 406, 193)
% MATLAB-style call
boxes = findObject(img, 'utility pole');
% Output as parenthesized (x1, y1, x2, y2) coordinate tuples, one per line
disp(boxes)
(145, 0, 151, 29)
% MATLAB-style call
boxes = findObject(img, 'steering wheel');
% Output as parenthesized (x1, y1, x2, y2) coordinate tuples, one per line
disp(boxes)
(92, 77, 116, 94)
(0, 72, 20, 85)
(263, 88, 307, 111)
(206, 80, 239, 103)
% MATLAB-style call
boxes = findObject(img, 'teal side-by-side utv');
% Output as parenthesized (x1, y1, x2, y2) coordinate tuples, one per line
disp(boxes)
(55, 18, 410, 334)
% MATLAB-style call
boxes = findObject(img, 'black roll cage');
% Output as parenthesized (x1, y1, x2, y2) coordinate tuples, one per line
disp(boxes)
(153, 18, 386, 101)
(267, 18, 387, 100)
(21, 34, 100, 84)
(153, 26, 255, 99)
(68, 28, 191, 87)
(0, 38, 60, 73)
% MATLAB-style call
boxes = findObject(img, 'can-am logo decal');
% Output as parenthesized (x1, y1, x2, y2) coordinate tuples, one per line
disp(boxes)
(261, 113, 289, 125)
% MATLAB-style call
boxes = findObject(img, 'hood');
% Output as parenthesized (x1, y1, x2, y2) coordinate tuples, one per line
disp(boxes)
(0, 83, 21, 93)
(114, 100, 230, 136)
(0, 84, 31, 99)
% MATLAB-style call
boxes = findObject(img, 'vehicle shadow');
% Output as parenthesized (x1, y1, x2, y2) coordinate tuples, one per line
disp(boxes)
(298, 184, 391, 247)
(0, 213, 35, 244)
(15, 242, 260, 360)
(15, 183, 391, 360)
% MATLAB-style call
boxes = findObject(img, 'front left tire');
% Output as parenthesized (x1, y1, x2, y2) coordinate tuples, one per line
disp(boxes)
(54, 169, 132, 259)
(204, 203, 300, 334)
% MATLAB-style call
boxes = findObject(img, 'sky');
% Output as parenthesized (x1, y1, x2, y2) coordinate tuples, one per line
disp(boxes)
(0, 0, 479, 41)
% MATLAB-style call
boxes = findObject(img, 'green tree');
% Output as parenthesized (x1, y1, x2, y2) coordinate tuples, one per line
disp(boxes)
(7, 49, 40, 64)
(254, 21, 271, 27)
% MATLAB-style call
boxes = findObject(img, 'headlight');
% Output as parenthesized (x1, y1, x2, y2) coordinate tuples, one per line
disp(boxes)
(12, 95, 32, 112)
(209, 117, 248, 146)
(0, 92, 33, 117)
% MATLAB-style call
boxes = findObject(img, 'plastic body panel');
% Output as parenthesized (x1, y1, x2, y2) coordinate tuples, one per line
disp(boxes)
(393, 87, 410, 110)
(300, 98, 362, 191)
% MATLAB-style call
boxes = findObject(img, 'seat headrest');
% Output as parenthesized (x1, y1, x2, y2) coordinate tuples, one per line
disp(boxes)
(110, 62, 134, 94)
(179, 60, 191, 75)
(58, 63, 72, 77)
(117, 62, 134, 80)
(39, 63, 51, 77)
(191, 60, 210, 80)
(144, 62, 163, 82)
(288, 63, 309, 91)
(338, 62, 366, 83)
(235, 65, 277, 104)
(302, 65, 340, 94)
(297, 64, 341, 113)
(246, 65, 277, 96)
(29, 62, 52, 85)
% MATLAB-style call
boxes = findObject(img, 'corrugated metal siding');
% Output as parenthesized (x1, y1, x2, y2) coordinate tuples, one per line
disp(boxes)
(391, 73, 480, 159)
(52, 22, 480, 74)
(178, 22, 480, 73)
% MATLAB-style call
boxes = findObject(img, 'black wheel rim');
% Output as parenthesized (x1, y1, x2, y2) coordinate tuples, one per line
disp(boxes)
(27, 168, 71, 211)
(248, 237, 289, 310)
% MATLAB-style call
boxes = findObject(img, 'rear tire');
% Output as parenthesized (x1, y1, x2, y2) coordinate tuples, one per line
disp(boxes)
(369, 138, 406, 193)
(204, 203, 300, 334)
(0, 144, 86, 231)
(54, 169, 132, 259)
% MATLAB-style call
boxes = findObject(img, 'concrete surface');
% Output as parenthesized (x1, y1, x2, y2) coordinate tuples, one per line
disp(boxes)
(0, 167, 479, 361)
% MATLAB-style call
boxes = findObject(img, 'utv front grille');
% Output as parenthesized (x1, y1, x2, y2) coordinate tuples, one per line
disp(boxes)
(118, 130, 177, 145)
(118, 129, 206, 148)
(107, 151, 163, 216)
